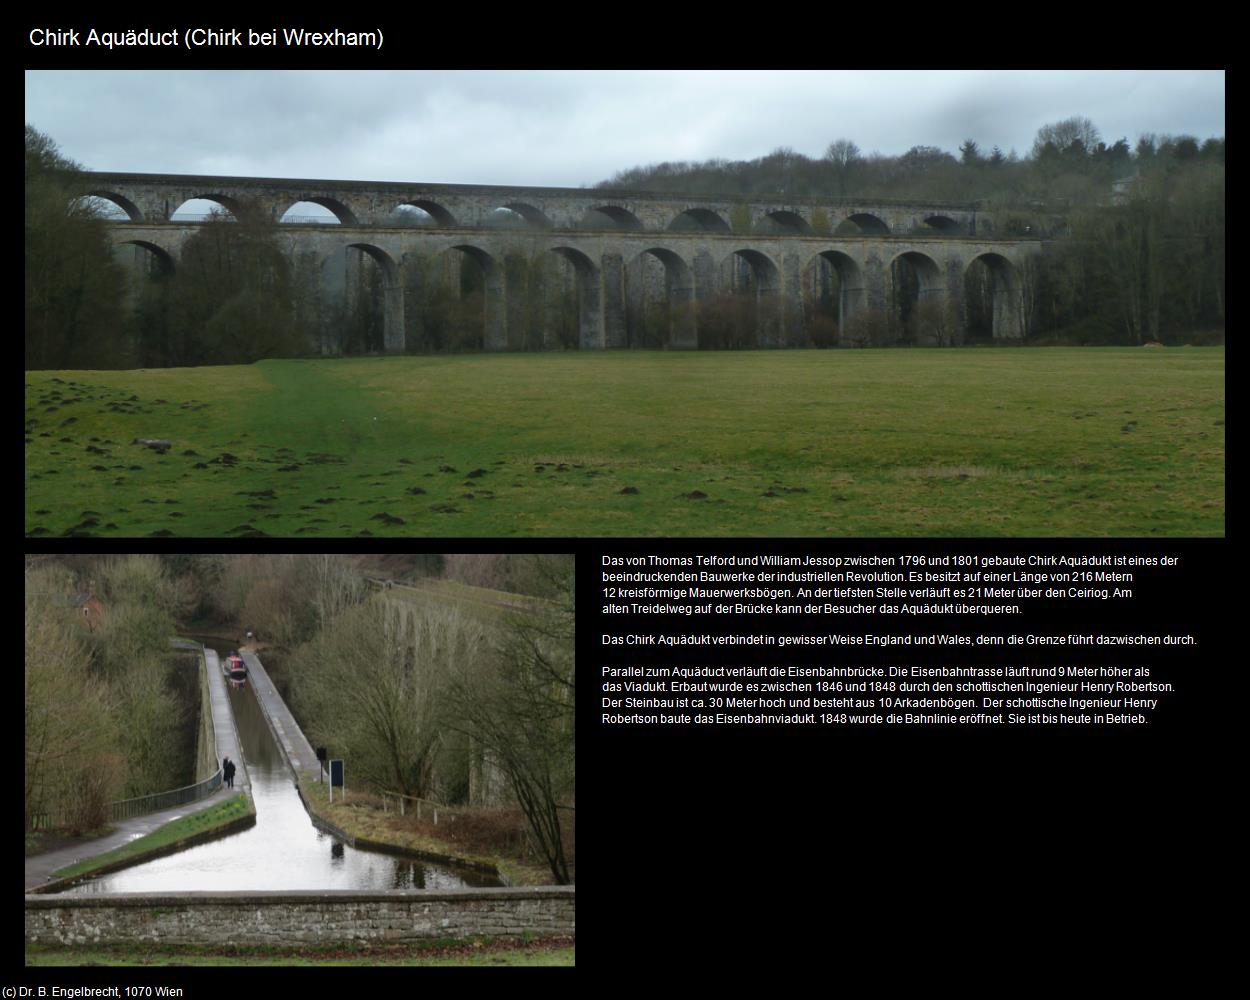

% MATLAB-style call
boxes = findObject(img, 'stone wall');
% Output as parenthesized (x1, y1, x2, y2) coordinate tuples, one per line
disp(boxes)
(26, 888, 574, 946)
(194, 646, 218, 781)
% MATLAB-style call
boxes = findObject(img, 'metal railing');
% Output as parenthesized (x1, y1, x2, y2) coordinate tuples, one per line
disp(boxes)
(29, 769, 222, 831)
(109, 768, 223, 820)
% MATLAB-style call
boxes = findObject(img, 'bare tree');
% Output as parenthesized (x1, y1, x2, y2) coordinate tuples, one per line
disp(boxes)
(310, 553, 367, 629)
(447, 559, 574, 883)
(25, 577, 122, 833)
(824, 139, 861, 196)
(292, 597, 483, 799)
(1032, 117, 1101, 160)
(908, 299, 961, 346)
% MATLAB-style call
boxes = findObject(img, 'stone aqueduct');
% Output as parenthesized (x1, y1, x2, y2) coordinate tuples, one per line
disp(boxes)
(91, 171, 1043, 352)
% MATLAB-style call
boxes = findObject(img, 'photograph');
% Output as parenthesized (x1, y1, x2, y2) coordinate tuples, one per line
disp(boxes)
(24, 69, 1225, 538)
(24, 57, 1224, 976)
(24, 553, 575, 966)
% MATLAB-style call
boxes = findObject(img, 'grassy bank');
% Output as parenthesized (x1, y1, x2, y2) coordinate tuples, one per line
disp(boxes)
(25, 936, 575, 966)
(43, 794, 255, 887)
(25, 348, 1225, 536)
(298, 779, 555, 887)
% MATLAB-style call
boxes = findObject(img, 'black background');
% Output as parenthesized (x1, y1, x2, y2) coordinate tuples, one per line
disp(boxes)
(580, 536, 1227, 967)
(23, 27, 1227, 982)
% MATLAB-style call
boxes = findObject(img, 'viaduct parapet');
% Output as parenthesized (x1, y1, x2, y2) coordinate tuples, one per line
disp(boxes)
(88, 170, 990, 235)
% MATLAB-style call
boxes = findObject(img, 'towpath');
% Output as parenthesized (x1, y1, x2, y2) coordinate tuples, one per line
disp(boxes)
(24, 644, 248, 892)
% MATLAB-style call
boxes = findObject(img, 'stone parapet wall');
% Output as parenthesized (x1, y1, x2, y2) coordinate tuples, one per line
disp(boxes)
(87, 170, 987, 231)
(25, 887, 574, 946)
(194, 646, 218, 781)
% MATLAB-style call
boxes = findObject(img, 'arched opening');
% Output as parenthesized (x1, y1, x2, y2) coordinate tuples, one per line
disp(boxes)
(486, 203, 553, 230)
(278, 199, 351, 225)
(134, 218, 300, 366)
(400, 245, 505, 352)
(551, 247, 602, 350)
(112, 239, 175, 276)
(338, 243, 404, 353)
(802, 251, 864, 347)
(891, 251, 949, 345)
(965, 253, 1022, 341)
(279, 202, 341, 225)
(758, 210, 813, 235)
(580, 205, 644, 231)
(392, 200, 456, 227)
(82, 192, 142, 221)
(704, 249, 782, 348)
(668, 208, 732, 233)
(624, 248, 697, 349)
(112, 239, 176, 366)
(170, 196, 247, 222)
(835, 213, 890, 235)
(921, 215, 962, 234)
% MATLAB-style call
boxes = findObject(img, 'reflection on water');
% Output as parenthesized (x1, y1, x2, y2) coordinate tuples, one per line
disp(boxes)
(62, 654, 500, 894)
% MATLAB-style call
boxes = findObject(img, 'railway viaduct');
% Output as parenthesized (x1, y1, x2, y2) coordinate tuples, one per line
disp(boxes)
(90, 171, 1043, 352)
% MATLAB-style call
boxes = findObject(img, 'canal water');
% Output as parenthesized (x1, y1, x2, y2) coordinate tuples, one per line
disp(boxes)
(60, 648, 501, 893)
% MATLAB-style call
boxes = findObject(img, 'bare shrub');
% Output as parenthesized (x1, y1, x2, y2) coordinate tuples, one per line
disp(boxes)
(908, 299, 962, 346)
(697, 293, 758, 349)
(841, 307, 890, 347)
(62, 753, 124, 834)
(443, 554, 514, 592)
(807, 312, 839, 347)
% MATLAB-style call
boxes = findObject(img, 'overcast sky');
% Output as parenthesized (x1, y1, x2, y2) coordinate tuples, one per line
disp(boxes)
(25, 70, 1225, 188)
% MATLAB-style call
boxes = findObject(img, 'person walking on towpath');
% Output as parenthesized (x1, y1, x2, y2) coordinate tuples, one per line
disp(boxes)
(223, 756, 236, 789)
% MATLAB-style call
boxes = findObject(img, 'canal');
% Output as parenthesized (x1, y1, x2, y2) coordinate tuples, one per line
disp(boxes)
(60, 647, 501, 893)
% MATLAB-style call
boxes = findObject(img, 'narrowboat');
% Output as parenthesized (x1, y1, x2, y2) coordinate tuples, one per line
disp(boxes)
(223, 652, 248, 688)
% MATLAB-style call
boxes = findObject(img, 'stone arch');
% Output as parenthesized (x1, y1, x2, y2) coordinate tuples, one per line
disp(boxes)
(711, 249, 783, 347)
(395, 242, 504, 352)
(170, 194, 251, 221)
(581, 205, 644, 231)
(759, 210, 813, 235)
(837, 213, 891, 235)
(921, 214, 962, 234)
(448, 244, 507, 350)
(113, 238, 176, 275)
(487, 203, 553, 230)
(85, 191, 144, 221)
(890, 250, 946, 344)
(109, 239, 177, 358)
(551, 247, 603, 349)
(965, 252, 1023, 341)
(803, 250, 865, 345)
(668, 208, 732, 233)
(625, 247, 698, 348)
(279, 197, 357, 225)
(391, 200, 456, 227)
(345, 242, 404, 353)
(727, 249, 781, 290)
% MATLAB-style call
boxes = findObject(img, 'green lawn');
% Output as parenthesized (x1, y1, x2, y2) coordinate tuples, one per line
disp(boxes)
(24, 348, 1225, 536)
(50, 794, 255, 882)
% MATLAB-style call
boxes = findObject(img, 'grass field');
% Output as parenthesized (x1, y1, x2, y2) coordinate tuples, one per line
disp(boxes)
(24, 348, 1225, 536)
